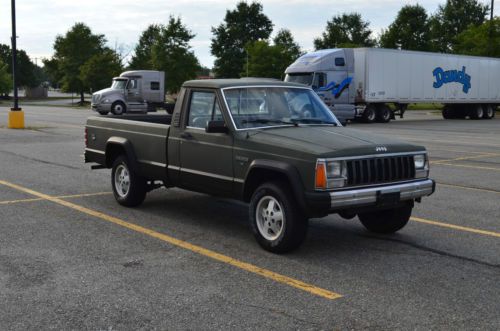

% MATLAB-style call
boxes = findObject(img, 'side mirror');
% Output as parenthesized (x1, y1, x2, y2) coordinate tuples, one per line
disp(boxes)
(206, 120, 228, 133)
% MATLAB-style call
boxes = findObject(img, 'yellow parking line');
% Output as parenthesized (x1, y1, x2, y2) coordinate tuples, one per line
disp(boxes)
(438, 183, 500, 195)
(0, 197, 44, 205)
(431, 153, 500, 164)
(411, 217, 500, 238)
(0, 179, 341, 300)
(0, 192, 112, 205)
(433, 163, 500, 172)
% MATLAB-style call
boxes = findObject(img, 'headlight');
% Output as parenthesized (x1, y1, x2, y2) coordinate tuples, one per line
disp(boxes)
(103, 98, 110, 103)
(414, 154, 426, 169)
(414, 153, 429, 178)
(315, 159, 347, 190)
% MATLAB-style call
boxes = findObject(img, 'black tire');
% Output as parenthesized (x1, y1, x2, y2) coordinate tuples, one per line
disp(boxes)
(249, 181, 308, 253)
(358, 203, 412, 234)
(469, 105, 483, 119)
(375, 104, 391, 123)
(98, 111, 109, 116)
(111, 155, 147, 207)
(111, 101, 126, 115)
(442, 106, 453, 119)
(362, 105, 376, 123)
(483, 104, 494, 119)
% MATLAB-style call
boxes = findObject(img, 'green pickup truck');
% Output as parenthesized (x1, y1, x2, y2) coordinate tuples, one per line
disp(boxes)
(85, 78, 435, 253)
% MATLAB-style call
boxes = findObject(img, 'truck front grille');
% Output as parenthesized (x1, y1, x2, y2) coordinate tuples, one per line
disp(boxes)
(346, 156, 415, 187)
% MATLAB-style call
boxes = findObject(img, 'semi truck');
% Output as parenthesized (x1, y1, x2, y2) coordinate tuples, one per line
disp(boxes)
(91, 70, 173, 115)
(285, 48, 499, 123)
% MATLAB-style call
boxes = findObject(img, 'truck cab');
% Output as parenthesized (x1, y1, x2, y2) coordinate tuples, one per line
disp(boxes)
(285, 49, 356, 123)
(91, 70, 166, 115)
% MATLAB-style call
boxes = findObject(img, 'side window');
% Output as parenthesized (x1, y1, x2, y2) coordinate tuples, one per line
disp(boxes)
(312, 72, 326, 89)
(127, 79, 137, 89)
(335, 57, 345, 66)
(150, 81, 160, 90)
(188, 91, 223, 128)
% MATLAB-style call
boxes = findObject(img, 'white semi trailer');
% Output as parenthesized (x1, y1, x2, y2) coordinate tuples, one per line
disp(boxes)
(285, 48, 499, 122)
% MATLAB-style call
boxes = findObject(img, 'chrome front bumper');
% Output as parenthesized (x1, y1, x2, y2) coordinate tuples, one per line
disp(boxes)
(330, 179, 435, 209)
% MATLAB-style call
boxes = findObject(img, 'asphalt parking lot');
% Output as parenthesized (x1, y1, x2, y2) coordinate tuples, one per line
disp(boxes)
(0, 105, 499, 330)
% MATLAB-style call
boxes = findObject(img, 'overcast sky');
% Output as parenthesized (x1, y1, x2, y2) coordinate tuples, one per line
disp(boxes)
(0, 0, 497, 67)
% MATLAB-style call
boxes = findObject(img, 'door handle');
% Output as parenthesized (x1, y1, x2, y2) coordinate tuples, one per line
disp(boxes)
(180, 132, 193, 139)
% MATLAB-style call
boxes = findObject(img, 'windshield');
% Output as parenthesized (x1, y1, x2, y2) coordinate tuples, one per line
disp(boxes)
(284, 73, 313, 86)
(111, 79, 127, 89)
(222, 87, 339, 130)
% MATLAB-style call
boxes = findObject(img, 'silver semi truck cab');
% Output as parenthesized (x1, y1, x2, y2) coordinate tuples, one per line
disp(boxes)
(91, 70, 166, 115)
(285, 49, 357, 124)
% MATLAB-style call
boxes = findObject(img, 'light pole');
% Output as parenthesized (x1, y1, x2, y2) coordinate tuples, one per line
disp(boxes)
(8, 0, 24, 129)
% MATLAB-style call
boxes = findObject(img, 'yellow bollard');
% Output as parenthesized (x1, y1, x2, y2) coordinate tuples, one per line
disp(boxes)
(8, 109, 25, 129)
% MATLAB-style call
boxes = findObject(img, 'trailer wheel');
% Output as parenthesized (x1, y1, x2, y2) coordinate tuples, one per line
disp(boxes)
(362, 105, 376, 123)
(375, 104, 391, 123)
(442, 106, 455, 119)
(111, 101, 126, 115)
(483, 105, 494, 119)
(470, 105, 483, 119)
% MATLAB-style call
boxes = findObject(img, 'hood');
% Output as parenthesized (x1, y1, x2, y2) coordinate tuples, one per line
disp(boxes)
(243, 126, 424, 158)
(93, 87, 120, 97)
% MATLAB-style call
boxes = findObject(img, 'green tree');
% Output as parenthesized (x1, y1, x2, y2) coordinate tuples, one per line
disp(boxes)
(143, 16, 200, 93)
(42, 57, 63, 88)
(243, 31, 301, 79)
(455, 18, 500, 57)
(429, 0, 488, 53)
(379, 5, 431, 51)
(314, 13, 376, 49)
(52, 23, 107, 103)
(273, 29, 302, 61)
(0, 44, 39, 88)
(79, 49, 123, 93)
(211, 1, 273, 78)
(0, 59, 13, 95)
(129, 24, 162, 69)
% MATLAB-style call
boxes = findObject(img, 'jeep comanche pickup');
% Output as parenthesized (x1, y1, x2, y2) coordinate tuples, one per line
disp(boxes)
(85, 78, 435, 253)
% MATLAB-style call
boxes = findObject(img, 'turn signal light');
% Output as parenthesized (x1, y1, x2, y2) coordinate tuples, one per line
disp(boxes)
(315, 162, 327, 190)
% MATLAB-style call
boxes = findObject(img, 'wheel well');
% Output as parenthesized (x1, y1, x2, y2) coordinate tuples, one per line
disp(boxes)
(243, 168, 289, 202)
(105, 144, 126, 168)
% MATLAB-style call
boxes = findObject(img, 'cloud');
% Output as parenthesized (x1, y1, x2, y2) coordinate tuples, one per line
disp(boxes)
(0, 0, 495, 67)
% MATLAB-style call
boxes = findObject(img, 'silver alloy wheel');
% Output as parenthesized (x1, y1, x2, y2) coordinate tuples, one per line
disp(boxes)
(113, 103, 124, 115)
(114, 164, 130, 198)
(367, 108, 376, 121)
(485, 106, 494, 118)
(256, 195, 285, 241)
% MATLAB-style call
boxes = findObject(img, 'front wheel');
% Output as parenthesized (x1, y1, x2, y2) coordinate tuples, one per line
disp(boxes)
(111, 101, 126, 115)
(111, 156, 147, 207)
(249, 181, 308, 253)
(358, 203, 412, 234)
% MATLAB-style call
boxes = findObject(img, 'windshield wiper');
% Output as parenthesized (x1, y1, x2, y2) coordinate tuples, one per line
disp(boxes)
(290, 118, 338, 126)
(241, 119, 298, 126)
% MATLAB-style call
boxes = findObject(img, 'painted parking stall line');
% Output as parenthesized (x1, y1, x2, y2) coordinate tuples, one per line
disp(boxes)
(0, 179, 342, 301)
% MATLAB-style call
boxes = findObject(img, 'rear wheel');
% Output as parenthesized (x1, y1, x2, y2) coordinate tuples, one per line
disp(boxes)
(375, 104, 391, 123)
(249, 181, 308, 253)
(111, 101, 126, 115)
(362, 105, 376, 123)
(469, 105, 483, 119)
(483, 104, 494, 119)
(111, 155, 147, 207)
(358, 203, 412, 234)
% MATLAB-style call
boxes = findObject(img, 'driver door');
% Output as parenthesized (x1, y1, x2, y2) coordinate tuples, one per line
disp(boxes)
(179, 89, 234, 195)
(126, 78, 143, 108)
